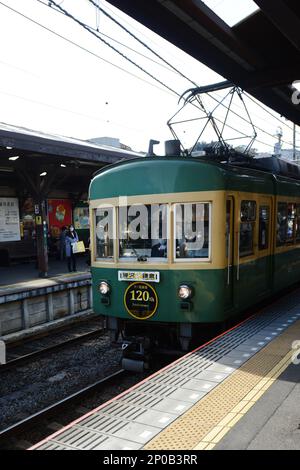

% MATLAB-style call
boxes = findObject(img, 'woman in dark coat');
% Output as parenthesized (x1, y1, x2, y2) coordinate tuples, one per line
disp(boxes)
(65, 225, 79, 272)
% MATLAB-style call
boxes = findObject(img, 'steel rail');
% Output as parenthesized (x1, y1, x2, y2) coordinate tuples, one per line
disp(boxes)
(0, 369, 126, 446)
(1, 328, 105, 372)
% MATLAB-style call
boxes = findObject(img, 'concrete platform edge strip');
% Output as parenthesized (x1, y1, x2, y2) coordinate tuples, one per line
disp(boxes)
(0, 273, 91, 304)
(1, 309, 94, 344)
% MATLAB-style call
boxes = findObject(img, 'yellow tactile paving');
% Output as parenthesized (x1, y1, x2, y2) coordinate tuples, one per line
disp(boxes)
(143, 320, 300, 450)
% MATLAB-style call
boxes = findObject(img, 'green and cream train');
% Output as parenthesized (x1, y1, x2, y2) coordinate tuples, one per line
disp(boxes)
(89, 151, 300, 368)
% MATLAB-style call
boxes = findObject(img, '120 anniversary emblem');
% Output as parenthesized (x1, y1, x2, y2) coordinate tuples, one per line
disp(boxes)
(124, 282, 158, 320)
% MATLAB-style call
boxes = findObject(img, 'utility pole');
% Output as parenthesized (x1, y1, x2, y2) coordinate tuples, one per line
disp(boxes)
(274, 126, 283, 156)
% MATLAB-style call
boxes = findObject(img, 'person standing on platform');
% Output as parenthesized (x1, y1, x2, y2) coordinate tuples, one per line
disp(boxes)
(65, 225, 79, 272)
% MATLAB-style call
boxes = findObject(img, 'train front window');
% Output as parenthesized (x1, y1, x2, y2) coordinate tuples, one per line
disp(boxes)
(174, 203, 210, 260)
(118, 204, 168, 261)
(95, 207, 114, 260)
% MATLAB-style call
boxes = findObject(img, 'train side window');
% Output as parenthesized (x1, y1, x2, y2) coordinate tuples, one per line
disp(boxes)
(296, 205, 300, 242)
(226, 200, 231, 258)
(286, 203, 296, 243)
(174, 202, 210, 260)
(276, 202, 287, 247)
(258, 206, 269, 250)
(95, 207, 114, 260)
(239, 200, 256, 257)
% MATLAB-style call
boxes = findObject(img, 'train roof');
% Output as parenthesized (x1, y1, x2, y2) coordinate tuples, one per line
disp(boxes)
(89, 155, 300, 200)
(232, 156, 300, 181)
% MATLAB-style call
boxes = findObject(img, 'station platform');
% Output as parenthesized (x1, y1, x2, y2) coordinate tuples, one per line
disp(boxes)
(0, 257, 90, 288)
(0, 260, 92, 345)
(31, 289, 300, 451)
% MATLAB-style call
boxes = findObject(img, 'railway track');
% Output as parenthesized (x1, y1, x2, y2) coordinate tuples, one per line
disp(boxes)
(1, 325, 105, 372)
(0, 369, 127, 449)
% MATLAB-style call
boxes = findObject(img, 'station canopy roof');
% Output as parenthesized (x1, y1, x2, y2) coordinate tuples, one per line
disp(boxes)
(0, 122, 142, 196)
(0, 121, 142, 164)
(107, 0, 300, 125)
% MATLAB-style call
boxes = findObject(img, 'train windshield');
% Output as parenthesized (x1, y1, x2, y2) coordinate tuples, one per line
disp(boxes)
(119, 204, 168, 261)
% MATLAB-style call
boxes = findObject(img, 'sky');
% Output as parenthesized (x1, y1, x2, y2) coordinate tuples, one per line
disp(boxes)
(0, 0, 298, 154)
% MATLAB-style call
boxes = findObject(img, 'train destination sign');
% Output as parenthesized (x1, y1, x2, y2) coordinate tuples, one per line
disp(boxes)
(118, 271, 160, 283)
(124, 282, 158, 320)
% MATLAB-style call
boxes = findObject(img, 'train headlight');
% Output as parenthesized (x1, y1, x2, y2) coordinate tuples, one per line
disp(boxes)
(178, 284, 193, 300)
(99, 281, 110, 295)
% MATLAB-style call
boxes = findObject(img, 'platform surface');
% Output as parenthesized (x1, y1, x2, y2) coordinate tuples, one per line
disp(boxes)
(215, 361, 300, 450)
(0, 257, 90, 291)
(31, 289, 300, 451)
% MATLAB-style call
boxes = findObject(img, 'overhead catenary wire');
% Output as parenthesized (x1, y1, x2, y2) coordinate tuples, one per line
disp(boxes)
(244, 92, 295, 132)
(0, 89, 146, 133)
(1, 1, 293, 152)
(102, 0, 181, 60)
(87, 0, 199, 88)
(182, 101, 275, 150)
(191, 90, 300, 149)
(59, 3, 255, 149)
(0, 1, 176, 98)
(35, 0, 180, 75)
(46, 0, 181, 97)
(215, 90, 298, 140)
(217, 88, 300, 147)
(95, 0, 100, 31)
(88, 0, 299, 149)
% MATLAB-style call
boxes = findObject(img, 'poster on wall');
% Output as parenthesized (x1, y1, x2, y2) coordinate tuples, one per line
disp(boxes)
(0, 197, 21, 242)
(74, 206, 90, 230)
(48, 199, 72, 237)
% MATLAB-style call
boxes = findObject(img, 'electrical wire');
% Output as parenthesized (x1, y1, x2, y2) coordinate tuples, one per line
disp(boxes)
(87, 0, 199, 88)
(46, 0, 181, 97)
(45, 0, 262, 148)
(214, 90, 292, 132)
(103, 1, 179, 56)
(35, 0, 180, 75)
(213, 88, 300, 147)
(2, 1, 293, 152)
(88, 0, 299, 149)
(205, 91, 300, 149)
(0, 1, 176, 97)
(41, 0, 293, 150)
(244, 92, 295, 132)
(0, 89, 145, 133)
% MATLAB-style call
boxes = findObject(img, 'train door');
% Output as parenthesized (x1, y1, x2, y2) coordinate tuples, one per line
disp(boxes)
(256, 198, 273, 296)
(225, 196, 235, 310)
(235, 196, 273, 307)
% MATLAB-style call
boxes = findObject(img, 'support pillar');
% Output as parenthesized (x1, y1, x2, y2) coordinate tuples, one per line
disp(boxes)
(35, 199, 49, 277)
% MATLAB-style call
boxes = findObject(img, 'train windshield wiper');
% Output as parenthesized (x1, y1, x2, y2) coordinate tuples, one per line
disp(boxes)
(131, 246, 148, 262)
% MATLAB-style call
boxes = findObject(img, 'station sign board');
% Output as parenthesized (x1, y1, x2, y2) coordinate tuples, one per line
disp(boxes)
(0, 197, 21, 242)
